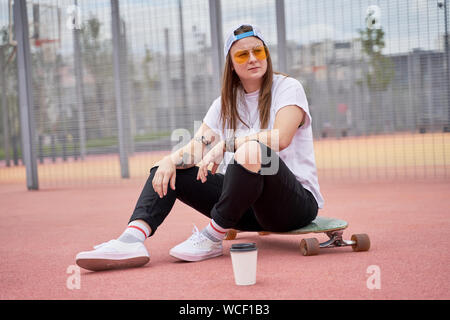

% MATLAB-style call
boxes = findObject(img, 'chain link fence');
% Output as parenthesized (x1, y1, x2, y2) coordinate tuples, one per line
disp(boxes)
(0, 0, 449, 188)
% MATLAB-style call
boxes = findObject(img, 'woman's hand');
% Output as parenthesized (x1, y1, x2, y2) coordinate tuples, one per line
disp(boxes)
(152, 156, 177, 198)
(196, 141, 226, 183)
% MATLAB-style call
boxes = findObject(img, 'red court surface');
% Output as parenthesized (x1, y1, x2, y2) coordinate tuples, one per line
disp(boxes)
(0, 178, 449, 300)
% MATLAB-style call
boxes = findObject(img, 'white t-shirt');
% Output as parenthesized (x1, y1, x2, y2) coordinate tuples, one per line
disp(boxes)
(203, 73, 324, 208)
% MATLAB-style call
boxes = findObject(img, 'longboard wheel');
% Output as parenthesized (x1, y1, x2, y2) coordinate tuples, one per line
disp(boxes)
(300, 238, 320, 256)
(224, 229, 237, 240)
(351, 234, 370, 252)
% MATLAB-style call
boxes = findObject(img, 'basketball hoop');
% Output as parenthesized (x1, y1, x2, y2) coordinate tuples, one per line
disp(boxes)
(34, 38, 60, 47)
(8, 0, 61, 49)
(312, 65, 326, 73)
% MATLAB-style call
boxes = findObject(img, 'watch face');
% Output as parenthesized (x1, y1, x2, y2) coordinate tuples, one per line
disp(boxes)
(201, 136, 207, 145)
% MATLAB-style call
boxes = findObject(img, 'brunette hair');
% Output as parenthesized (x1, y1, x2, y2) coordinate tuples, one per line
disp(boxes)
(220, 25, 273, 132)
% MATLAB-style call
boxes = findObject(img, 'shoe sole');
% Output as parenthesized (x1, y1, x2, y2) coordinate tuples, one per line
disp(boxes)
(76, 256, 149, 271)
(169, 250, 223, 262)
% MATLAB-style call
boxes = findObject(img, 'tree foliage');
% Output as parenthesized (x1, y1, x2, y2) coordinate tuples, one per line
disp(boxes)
(358, 26, 395, 91)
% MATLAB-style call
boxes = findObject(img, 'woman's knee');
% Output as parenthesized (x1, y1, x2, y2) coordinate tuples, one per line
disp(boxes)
(234, 140, 261, 173)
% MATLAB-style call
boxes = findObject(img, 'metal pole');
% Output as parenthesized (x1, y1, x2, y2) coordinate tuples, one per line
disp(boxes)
(13, 0, 39, 189)
(0, 46, 11, 166)
(275, 0, 287, 73)
(56, 53, 67, 161)
(164, 27, 175, 131)
(73, 0, 86, 159)
(111, 0, 129, 178)
(119, 20, 134, 155)
(208, 0, 223, 94)
(443, 0, 450, 132)
(178, 0, 187, 116)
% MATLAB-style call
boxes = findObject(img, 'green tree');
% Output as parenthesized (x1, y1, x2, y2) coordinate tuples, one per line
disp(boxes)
(80, 16, 114, 138)
(358, 27, 395, 91)
(0, 27, 20, 164)
(358, 26, 395, 133)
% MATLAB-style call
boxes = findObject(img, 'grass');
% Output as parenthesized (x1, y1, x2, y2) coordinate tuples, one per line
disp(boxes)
(0, 131, 171, 160)
(1, 132, 448, 184)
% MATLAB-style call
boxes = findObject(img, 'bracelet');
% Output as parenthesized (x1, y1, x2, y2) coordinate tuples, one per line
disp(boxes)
(224, 136, 235, 153)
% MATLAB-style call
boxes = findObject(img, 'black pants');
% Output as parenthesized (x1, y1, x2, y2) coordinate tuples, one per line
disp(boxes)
(129, 142, 318, 236)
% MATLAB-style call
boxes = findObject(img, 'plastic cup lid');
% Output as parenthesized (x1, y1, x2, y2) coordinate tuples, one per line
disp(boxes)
(230, 243, 257, 252)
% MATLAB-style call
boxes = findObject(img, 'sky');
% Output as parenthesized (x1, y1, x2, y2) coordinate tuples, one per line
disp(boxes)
(0, 0, 449, 56)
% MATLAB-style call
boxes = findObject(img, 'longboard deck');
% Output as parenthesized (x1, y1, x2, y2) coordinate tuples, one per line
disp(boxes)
(263, 216, 348, 235)
(225, 216, 370, 255)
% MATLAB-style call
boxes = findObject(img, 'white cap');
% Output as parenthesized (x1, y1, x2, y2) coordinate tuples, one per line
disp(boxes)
(223, 23, 266, 59)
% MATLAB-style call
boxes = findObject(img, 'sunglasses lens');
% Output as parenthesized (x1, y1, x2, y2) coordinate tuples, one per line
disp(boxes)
(233, 46, 267, 64)
(253, 46, 266, 60)
(234, 50, 250, 64)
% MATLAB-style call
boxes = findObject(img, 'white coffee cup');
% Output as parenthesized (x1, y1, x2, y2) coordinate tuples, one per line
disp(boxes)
(230, 243, 257, 285)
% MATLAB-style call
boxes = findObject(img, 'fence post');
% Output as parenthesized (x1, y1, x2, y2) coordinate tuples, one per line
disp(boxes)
(178, 0, 188, 123)
(208, 0, 223, 95)
(275, 0, 287, 73)
(73, 0, 87, 160)
(111, 0, 130, 178)
(14, 0, 39, 190)
(0, 46, 11, 167)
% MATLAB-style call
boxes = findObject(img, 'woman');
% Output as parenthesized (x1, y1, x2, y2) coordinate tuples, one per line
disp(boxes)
(75, 24, 324, 271)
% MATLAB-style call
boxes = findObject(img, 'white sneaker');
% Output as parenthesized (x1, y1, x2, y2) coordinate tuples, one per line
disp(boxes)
(169, 225, 223, 262)
(75, 239, 150, 271)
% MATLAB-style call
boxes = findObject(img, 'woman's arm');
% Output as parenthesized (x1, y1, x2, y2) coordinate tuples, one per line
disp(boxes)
(151, 122, 221, 198)
(157, 122, 221, 169)
(233, 105, 305, 152)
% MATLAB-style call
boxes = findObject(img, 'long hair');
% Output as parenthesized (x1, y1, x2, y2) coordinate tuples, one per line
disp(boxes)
(220, 26, 274, 132)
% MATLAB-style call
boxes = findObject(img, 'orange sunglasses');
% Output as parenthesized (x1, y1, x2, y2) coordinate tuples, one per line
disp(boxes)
(233, 45, 267, 64)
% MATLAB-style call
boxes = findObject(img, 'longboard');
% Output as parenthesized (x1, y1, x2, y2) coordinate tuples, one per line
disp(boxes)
(224, 216, 370, 256)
